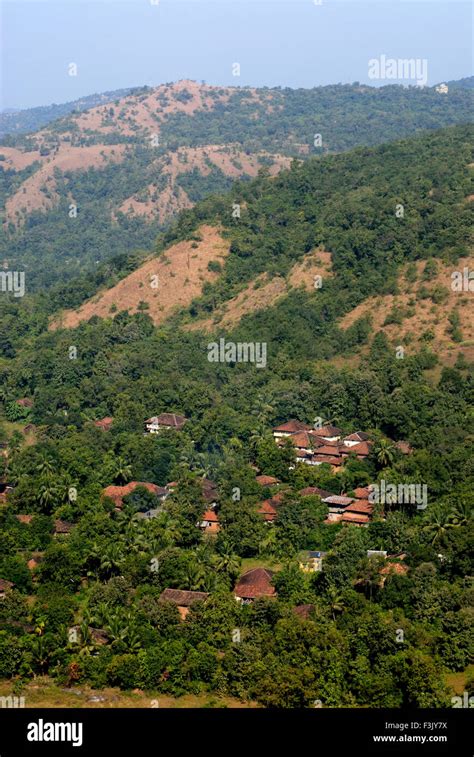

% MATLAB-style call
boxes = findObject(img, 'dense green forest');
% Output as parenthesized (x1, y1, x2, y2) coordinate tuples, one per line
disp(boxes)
(0, 121, 472, 707)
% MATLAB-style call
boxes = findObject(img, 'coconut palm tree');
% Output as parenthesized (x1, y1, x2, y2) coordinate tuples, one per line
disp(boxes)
(422, 504, 456, 545)
(373, 438, 397, 468)
(112, 456, 132, 484)
(450, 500, 472, 527)
(215, 550, 241, 580)
(326, 585, 346, 621)
(36, 457, 55, 477)
(258, 526, 278, 558)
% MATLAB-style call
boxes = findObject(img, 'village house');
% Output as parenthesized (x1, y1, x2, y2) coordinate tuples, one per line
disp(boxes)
(378, 560, 409, 586)
(311, 425, 343, 442)
(27, 554, 43, 572)
(15, 397, 33, 409)
(343, 431, 371, 447)
(54, 519, 74, 535)
(273, 420, 374, 472)
(257, 491, 284, 523)
(342, 499, 374, 525)
(145, 413, 187, 434)
(340, 511, 370, 526)
(0, 578, 14, 599)
(15, 514, 34, 525)
(93, 417, 114, 431)
(299, 550, 327, 573)
(272, 420, 311, 440)
(352, 486, 371, 499)
(257, 498, 278, 522)
(102, 481, 168, 510)
(234, 568, 276, 604)
(255, 474, 280, 488)
(159, 588, 209, 619)
(340, 440, 372, 460)
(69, 625, 109, 646)
(395, 440, 413, 455)
(199, 509, 220, 534)
(323, 494, 354, 520)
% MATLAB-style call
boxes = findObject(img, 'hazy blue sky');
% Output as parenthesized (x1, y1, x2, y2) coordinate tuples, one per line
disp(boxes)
(1, 0, 472, 110)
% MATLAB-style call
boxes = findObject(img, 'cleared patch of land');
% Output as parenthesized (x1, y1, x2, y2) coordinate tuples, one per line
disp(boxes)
(338, 256, 474, 364)
(186, 248, 332, 332)
(52, 225, 229, 330)
(5, 145, 127, 222)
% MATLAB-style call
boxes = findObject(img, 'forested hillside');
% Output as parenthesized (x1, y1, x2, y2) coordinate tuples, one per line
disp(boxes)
(0, 123, 472, 708)
(0, 79, 472, 293)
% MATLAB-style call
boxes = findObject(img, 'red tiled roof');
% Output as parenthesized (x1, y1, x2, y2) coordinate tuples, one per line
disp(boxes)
(15, 514, 34, 524)
(54, 519, 74, 534)
(102, 481, 166, 508)
(315, 445, 342, 456)
(396, 440, 413, 455)
(16, 398, 33, 408)
(312, 425, 343, 437)
(312, 456, 343, 466)
(256, 475, 280, 486)
(201, 509, 219, 522)
(93, 416, 113, 430)
(342, 441, 372, 456)
(344, 431, 370, 442)
(0, 578, 14, 591)
(341, 512, 370, 524)
(273, 420, 311, 433)
(234, 568, 276, 599)
(353, 487, 370, 499)
(159, 588, 209, 606)
(258, 500, 278, 521)
(289, 431, 317, 449)
(379, 562, 409, 576)
(344, 500, 373, 515)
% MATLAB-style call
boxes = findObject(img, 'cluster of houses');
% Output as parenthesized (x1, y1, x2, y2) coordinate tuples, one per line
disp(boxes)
(157, 567, 277, 617)
(257, 483, 376, 527)
(101, 476, 220, 533)
(273, 420, 372, 471)
(155, 550, 409, 619)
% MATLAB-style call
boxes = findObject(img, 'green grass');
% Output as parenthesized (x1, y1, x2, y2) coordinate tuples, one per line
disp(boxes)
(0, 677, 258, 709)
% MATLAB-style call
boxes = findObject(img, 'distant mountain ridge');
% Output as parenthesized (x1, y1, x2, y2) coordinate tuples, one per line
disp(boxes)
(0, 87, 135, 136)
(0, 79, 472, 295)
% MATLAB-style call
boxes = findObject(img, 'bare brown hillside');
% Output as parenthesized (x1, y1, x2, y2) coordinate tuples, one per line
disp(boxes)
(5, 145, 127, 220)
(115, 145, 291, 225)
(52, 225, 229, 330)
(338, 256, 474, 364)
(186, 248, 333, 331)
(0, 81, 285, 227)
